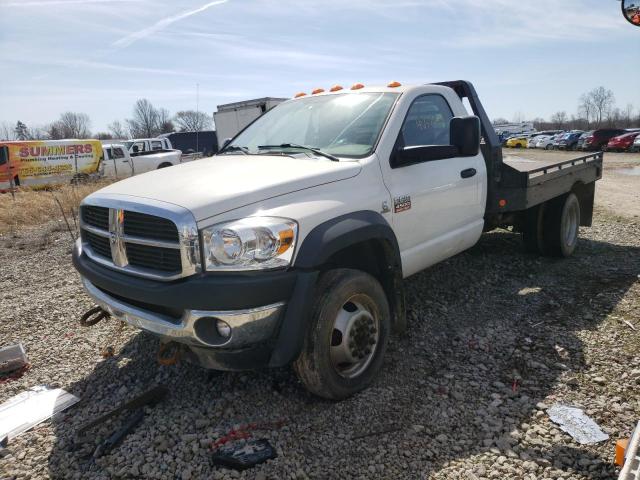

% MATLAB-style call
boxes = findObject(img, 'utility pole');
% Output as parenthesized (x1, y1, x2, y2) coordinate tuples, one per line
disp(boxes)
(196, 83, 200, 154)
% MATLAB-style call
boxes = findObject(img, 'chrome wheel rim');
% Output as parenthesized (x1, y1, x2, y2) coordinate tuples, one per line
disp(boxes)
(329, 295, 379, 379)
(563, 201, 579, 247)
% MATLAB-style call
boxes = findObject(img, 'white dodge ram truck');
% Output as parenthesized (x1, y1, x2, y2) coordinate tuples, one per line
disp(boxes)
(74, 81, 602, 399)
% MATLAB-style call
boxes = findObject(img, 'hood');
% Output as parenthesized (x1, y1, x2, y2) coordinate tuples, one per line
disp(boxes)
(94, 154, 361, 221)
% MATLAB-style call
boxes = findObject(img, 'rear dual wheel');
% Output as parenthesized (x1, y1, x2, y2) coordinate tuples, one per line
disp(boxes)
(522, 193, 580, 257)
(294, 269, 390, 400)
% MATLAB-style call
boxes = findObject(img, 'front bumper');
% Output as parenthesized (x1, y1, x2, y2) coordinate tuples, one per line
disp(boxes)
(73, 241, 318, 370)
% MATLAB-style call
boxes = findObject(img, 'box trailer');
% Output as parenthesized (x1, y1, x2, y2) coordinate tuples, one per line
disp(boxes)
(214, 97, 287, 144)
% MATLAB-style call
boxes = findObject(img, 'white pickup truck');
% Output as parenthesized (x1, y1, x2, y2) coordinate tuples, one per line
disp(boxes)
(102, 143, 182, 178)
(74, 81, 602, 399)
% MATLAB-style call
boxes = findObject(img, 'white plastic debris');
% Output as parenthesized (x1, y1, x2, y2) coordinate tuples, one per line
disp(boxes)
(619, 421, 640, 480)
(547, 404, 609, 445)
(0, 386, 79, 441)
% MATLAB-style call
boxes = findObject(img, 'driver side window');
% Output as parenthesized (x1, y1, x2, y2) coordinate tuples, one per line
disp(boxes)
(400, 95, 453, 147)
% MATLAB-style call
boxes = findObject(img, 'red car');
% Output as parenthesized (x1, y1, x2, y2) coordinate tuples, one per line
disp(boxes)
(606, 131, 640, 152)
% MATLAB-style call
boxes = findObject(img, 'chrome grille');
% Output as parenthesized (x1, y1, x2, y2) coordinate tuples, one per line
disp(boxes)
(82, 206, 109, 230)
(79, 198, 200, 281)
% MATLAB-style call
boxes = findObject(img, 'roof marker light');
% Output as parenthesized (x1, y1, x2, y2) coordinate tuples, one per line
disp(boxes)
(330, 85, 344, 92)
(311, 88, 325, 95)
(350, 83, 365, 90)
(294, 92, 307, 98)
(387, 81, 401, 88)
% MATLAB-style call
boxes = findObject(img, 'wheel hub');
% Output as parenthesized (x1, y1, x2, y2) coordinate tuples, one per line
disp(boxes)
(330, 299, 379, 378)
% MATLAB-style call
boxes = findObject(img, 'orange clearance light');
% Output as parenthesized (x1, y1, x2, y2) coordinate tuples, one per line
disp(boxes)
(387, 81, 401, 88)
(351, 83, 365, 90)
(311, 88, 325, 95)
(498, 199, 507, 208)
(330, 85, 343, 92)
(294, 92, 307, 98)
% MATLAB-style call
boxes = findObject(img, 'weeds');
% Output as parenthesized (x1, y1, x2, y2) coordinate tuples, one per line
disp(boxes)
(0, 181, 111, 235)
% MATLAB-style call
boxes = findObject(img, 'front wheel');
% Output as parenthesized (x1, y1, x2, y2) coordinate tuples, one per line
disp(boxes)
(157, 162, 172, 169)
(294, 269, 390, 400)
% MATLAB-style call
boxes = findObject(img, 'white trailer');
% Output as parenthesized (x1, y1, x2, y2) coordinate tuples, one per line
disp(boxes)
(214, 97, 287, 144)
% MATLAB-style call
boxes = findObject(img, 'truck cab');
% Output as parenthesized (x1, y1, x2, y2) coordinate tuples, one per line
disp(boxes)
(74, 81, 601, 399)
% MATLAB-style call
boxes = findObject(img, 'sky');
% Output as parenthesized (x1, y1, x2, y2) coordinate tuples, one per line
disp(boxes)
(0, 0, 638, 133)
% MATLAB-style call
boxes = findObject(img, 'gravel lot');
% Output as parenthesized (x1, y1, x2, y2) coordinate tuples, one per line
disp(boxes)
(1, 150, 639, 479)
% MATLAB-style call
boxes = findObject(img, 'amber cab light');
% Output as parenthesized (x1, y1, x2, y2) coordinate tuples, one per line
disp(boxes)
(294, 92, 307, 98)
(387, 81, 401, 88)
(311, 88, 325, 95)
(350, 83, 364, 90)
(329, 85, 343, 92)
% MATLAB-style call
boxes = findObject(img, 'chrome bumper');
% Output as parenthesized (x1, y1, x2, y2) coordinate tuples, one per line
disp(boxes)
(81, 278, 285, 349)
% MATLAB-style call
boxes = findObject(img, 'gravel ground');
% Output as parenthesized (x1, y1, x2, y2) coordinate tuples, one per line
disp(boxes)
(1, 206, 639, 478)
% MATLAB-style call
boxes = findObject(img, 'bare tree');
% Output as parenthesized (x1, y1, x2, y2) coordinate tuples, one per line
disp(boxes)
(47, 122, 65, 140)
(174, 110, 213, 131)
(108, 120, 127, 139)
(580, 87, 615, 127)
(0, 121, 16, 141)
(550, 111, 568, 129)
(157, 108, 174, 134)
(50, 112, 92, 138)
(95, 132, 113, 140)
(621, 104, 634, 128)
(578, 94, 594, 125)
(27, 126, 48, 140)
(126, 99, 160, 138)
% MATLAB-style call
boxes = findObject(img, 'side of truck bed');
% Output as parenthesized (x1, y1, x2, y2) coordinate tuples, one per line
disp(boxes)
(432, 80, 602, 222)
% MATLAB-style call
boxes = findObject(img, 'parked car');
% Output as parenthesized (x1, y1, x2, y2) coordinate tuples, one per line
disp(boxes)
(527, 130, 563, 148)
(582, 128, 626, 151)
(606, 132, 640, 152)
(556, 131, 584, 151)
(536, 133, 565, 150)
(123, 137, 172, 154)
(101, 143, 185, 178)
(73, 80, 603, 399)
(506, 135, 530, 148)
(576, 131, 594, 151)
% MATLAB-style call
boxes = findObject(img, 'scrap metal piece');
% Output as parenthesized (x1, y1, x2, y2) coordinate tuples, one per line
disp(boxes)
(76, 385, 167, 438)
(93, 409, 144, 459)
(211, 439, 277, 471)
(0, 343, 28, 374)
(547, 404, 609, 445)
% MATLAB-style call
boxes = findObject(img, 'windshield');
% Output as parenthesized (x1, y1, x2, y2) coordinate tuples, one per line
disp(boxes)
(223, 92, 399, 158)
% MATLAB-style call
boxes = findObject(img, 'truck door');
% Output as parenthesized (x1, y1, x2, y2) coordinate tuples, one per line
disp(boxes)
(381, 93, 486, 277)
(0, 145, 10, 187)
(104, 147, 133, 178)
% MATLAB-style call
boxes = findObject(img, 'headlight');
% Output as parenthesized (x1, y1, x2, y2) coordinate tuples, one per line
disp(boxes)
(201, 217, 297, 271)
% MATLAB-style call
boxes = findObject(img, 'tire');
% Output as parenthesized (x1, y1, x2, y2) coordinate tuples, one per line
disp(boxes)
(294, 269, 390, 400)
(541, 193, 581, 257)
(545, 144, 552, 150)
(157, 162, 172, 169)
(515, 144, 522, 149)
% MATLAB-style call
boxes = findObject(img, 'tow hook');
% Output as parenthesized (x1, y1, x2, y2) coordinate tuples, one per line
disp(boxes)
(79, 306, 111, 327)
(157, 342, 181, 366)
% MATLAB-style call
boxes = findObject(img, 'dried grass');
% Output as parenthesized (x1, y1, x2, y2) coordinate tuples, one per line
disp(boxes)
(0, 181, 112, 235)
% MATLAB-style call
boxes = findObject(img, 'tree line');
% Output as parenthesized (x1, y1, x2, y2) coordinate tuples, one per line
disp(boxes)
(494, 86, 638, 131)
(0, 99, 213, 141)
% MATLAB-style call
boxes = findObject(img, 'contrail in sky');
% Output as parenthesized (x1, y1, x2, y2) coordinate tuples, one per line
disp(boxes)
(112, 0, 229, 49)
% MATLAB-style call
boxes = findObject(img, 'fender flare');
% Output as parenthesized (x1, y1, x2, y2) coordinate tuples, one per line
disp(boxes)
(294, 210, 402, 270)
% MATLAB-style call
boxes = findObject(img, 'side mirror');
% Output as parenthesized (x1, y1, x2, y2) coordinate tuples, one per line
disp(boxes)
(450, 115, 480, 156)
(221, 138, 232, 149)
(0, 146, 8, 166)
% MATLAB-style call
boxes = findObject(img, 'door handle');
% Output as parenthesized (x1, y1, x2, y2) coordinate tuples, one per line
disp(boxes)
(460, 168, 476, 179)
